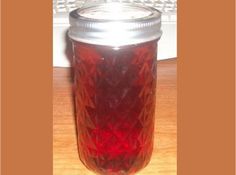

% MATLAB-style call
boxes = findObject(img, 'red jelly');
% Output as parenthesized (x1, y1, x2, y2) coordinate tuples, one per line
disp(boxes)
(69, 3, 162, 175)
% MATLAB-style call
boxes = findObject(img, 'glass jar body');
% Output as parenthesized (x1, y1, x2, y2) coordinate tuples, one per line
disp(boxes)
(73, 40, 158, 175)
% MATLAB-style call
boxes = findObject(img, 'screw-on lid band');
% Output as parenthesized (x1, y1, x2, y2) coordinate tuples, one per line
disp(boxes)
(68, 3, 162, 46)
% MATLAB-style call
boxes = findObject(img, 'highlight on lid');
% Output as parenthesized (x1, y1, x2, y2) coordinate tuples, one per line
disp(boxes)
(69, 3, 162, 47)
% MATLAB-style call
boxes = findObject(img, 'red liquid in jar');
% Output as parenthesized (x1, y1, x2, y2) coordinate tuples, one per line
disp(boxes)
(73, 40, 157, 175)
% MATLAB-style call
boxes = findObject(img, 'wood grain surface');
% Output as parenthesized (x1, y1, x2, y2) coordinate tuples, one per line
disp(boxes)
(53, 59, 177, 175)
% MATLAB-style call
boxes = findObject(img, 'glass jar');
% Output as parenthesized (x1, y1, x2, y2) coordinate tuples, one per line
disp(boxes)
(68, 3, 162, 175)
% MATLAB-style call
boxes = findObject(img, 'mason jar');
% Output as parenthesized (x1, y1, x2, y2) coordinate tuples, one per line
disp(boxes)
(68, 3, 162, 174)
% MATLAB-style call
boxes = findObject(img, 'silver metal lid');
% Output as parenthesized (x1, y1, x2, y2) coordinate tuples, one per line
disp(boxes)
(68, 3, 162, 46)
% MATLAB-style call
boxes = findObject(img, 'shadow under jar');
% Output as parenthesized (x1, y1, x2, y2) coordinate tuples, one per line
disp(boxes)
(68, 3, 162, 175)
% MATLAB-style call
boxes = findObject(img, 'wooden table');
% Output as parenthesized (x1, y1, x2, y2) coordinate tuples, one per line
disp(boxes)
(53, 59, 177, 175)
